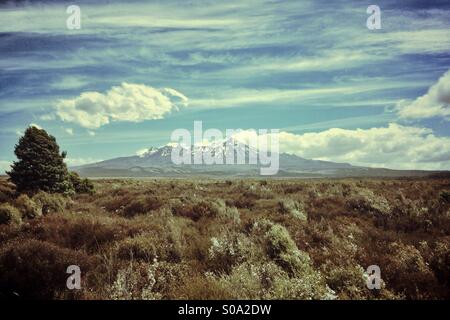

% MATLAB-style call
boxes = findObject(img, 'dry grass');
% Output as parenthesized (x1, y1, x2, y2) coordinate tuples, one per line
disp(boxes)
(0, 177, 449, 299)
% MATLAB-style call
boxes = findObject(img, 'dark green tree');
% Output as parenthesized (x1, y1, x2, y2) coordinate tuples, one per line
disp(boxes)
(7, 126, 74, 194)
(69, 172, 95, 195)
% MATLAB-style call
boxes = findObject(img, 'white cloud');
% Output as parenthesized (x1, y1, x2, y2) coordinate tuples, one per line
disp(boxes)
(66, 157, 102, 167)
(397, 70, 450, 120)
(29, 123, 42, 129)
(136, 148, 150, 157)
(0, 160, 12, 174)
(87, 130, 96, 136)
(65, 128, 74, 135)
(53, 83, 188, 129)
(234, 124, 450, 170)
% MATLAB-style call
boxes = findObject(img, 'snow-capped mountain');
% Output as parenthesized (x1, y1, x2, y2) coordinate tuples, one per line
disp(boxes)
(72, 138, 435, 178)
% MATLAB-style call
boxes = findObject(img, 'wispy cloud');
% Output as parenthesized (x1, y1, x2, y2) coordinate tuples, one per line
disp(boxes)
(1, 0, 449, 169)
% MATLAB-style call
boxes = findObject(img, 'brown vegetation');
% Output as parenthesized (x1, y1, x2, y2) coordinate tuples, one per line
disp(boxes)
(0, 177, 449, 299)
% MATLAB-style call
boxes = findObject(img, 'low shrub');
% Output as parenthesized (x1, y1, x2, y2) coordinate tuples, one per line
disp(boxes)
(381, 242, 439, 299)
(207, 233, 250, 273)
(171, 199, 225, 221)
(322, 262, 367, 299)
(440, 191, 450, 204)
(0, 181, 15, 203)
(32, 191, 67, 215)
(252, 220, 323, 281)
(214, 261, 335, 300)
(22, 214, 142, 253)
(232, 195, 256, 209)
(278, 199, 307, 221)
(0, 239, 94, 299)
(116, 232, 180, 263)
(108, 261, 161, 300)
(176, 274, 233, 299)
(69, 172, 95, 195)
(14, 194, 42, 219)
(0, 203, 22, 226)
(122, 196, 164, 217)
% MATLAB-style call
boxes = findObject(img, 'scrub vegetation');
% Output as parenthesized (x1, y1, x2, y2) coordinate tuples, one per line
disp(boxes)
(0, 177, 449, 299)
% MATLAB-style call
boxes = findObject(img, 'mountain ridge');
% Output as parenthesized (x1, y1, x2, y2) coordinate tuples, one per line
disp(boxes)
(72, 139, 444, 178)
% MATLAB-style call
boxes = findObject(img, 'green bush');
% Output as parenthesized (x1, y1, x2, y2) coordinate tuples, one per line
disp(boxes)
(214, 261, 335, 300)
(0, 203, 22, 226)
(32, 191, 67, 215)
(69, 172, 95, 195)
(14, 194, 42, 219)
(108, 261, 161, 300)
(252, 220, 323, 280)
(278, 199, 307, 221)
(115, 233, 180, 263)
(207, 233, 250, 273)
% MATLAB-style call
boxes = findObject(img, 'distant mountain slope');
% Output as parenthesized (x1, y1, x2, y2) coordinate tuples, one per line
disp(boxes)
(72, 139, 443, 178)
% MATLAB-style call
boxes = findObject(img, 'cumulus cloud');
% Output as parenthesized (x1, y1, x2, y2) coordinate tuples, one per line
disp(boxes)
(397, 70, 450, 120)
(52, 83, 188, 129)
(234, 124, 450, 170)
(65, 128, 74, 135)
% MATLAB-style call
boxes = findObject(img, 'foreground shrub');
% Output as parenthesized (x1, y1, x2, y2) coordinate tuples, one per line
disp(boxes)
(171, 199, 226, 221)
(116, 232, 180, 263)
(0, 203, 22, 226)
(278, 199, 307, 221)
(32, 191, 67, 215)
(440, 191, 450, 204)
(24, 214, 140, 253)
(428, 241, 450, 289)
(207, 233, 251, 273)
(382, 242, 439, 299)
(108, 261, 161, 300)
(0, 181, 15, 203)
(14, 194, 42, 219)
(176, 274, 234, 299)
(249, 219, 331, 296)
(0, 239, 94, 299)
(254, 220, 310, 275)
(322, 262, 367, 299)
(122, 196, 164, 217)
(213, 261, 335, 300)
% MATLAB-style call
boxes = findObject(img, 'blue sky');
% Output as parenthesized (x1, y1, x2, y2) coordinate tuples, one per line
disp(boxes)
(0, 0, 450, 171)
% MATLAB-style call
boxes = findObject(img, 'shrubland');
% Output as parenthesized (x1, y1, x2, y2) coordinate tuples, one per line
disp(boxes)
(0, 177, 449, 299)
